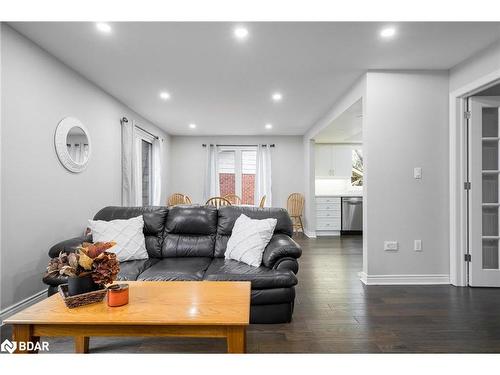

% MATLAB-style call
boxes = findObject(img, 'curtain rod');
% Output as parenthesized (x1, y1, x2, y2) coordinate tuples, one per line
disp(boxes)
(121, 117, 159, 140)
(202, 144, 275, 147)
(136, 125, 159, 140)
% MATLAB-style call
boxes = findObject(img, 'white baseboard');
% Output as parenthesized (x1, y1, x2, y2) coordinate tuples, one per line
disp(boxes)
(0, 289, 46, 324)
(303, 229, 316, 238)
(359, 272, 450, 285)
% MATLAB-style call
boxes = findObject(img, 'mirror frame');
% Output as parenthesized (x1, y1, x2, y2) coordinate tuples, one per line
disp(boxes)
(54, 117, 91, 173)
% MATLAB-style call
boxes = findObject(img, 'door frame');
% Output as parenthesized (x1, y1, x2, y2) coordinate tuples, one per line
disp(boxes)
(449, 70, 500, 286)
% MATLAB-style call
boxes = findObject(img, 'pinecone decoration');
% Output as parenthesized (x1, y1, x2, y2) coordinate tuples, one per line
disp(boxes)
(91, 252, 120, 285)
(46, 251, 78, 277)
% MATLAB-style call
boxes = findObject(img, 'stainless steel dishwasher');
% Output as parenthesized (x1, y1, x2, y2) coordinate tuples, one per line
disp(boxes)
(341, 197, 363, 234)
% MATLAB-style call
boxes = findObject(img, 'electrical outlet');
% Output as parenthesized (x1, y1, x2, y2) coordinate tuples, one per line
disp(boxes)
(384, 241, 398, 251)
(414, 240, 422, 251)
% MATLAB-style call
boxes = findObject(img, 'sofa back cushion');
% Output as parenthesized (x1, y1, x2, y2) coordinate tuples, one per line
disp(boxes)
(162, 205, 217, 257)
(215, 206, 293, 257)
(93, 206, 168, 258)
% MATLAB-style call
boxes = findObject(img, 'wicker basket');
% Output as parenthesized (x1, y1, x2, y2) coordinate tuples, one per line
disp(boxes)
(58, 284, 107, 308)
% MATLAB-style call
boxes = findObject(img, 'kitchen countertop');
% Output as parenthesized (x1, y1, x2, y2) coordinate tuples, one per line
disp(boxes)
(316, 192, 363, 197)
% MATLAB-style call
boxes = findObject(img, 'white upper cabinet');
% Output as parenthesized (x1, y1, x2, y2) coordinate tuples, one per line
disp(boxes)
(315, 144, 354, 178)
(315, 144, 333, 177)
(333, 145, 352, 177)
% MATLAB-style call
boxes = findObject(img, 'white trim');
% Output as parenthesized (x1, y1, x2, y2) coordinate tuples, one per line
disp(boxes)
(316, 231, 341, 237)
(359, 272, 450, 285)
(303, 229, 316, 238)
(449, 69, 500, 287)
(0, 289, 46, 324)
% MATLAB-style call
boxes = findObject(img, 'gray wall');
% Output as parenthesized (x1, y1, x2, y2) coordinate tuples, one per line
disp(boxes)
(364, 71, 449, 276)
(0, 24, 170, 310)
(169, 135, 304, 208)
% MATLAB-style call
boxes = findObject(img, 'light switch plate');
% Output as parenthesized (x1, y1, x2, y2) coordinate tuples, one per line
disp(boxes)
(414, 240, 422, 251)
(384, 241, 398, 251)
(414, 167, 422, 179)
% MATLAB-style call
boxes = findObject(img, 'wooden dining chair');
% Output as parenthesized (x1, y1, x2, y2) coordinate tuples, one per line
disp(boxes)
(205, 197, 232, 208)
(167, 193, 191, 206)
(259, 195, 266, 208)
(287, 193, 305, 233)
(223, 194, 241, 205)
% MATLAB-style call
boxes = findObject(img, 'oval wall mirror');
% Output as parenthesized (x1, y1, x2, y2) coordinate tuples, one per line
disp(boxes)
(54, 117, 91, 173)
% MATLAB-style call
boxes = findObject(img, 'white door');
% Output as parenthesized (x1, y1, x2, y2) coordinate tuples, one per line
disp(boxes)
(469, 96, 500, 286)
(315, 144, 333, 177)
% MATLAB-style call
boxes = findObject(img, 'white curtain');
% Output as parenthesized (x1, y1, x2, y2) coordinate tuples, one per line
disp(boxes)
(132, 133, 144, 206)
(203, 144, 219, 202)
(254, 145, 272, 207)
(152, 137, 163, 205)
(121, 119, 139, 206)
(67, 143, 83, 163)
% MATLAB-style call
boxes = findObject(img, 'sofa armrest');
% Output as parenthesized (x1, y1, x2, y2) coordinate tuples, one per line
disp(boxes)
(48, 235, 92, 258)
(272, 257, 299, 274)
(262, 234, 302, 269)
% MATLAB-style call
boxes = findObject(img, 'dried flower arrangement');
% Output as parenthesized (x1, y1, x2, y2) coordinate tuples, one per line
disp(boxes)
(46, 242, 120, 286)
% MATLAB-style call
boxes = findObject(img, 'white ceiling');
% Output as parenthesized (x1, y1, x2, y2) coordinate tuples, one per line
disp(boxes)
(9, 22, 500, 136)
(314, 99, 363, 143)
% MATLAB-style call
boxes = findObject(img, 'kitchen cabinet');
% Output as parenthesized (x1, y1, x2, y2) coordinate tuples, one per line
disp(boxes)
(316, 196, 341, 235)
(315, 144, 353, 178)
(315, 144, 333, 177)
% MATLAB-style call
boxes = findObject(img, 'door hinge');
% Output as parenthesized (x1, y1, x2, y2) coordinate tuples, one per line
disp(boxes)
(465, 254, 471, 262)
(464, 111, 471, 119)
(464, 181, 471, 190)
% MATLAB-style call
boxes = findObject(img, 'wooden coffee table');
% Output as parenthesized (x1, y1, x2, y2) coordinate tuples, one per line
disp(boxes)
(4, 281, 250, 354)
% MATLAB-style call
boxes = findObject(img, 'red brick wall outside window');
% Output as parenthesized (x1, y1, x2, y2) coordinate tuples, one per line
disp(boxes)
(219, 173, 235, 198)
(218, 173, 255, 205)
(242, 174, 255, 205)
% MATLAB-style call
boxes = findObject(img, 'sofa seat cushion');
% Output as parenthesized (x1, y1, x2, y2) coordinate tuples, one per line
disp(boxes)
(117, 258, 159, 281)
(137, 258, 212, 281)
(203, 258, 298, 289)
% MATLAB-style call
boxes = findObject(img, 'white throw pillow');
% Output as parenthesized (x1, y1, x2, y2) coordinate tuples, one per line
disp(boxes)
(88, 215, 148, 262)
(225, 214, 277, 267)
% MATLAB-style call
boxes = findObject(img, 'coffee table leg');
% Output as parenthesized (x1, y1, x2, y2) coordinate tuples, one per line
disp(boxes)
(74, 336, 89, 353)
(226, 326, 246, 353)
(12, 325, 34, 354)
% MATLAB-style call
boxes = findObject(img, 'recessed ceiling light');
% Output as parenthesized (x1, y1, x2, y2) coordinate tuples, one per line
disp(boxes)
(233, 27, 249, 40)
(96, 23, 112, 34)
(265, 123, 273, 130)
(159, 91, 171, 100)
(189, 123, 197, 129)
(380, 27, 396, 38)
(272, 92, 283, 102)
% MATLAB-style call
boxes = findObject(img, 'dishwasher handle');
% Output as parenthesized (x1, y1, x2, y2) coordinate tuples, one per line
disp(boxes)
(342, 197, 363, 204)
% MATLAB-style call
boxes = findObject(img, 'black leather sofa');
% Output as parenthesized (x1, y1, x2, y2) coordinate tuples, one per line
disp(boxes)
(43, 205, 302, 323)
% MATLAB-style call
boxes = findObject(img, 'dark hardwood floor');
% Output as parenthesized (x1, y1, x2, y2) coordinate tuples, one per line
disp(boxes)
(2, 234, 500, 353)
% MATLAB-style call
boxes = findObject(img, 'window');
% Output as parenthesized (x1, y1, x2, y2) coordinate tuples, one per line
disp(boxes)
(351, 149, 363, 186)
(134, 127, 156, 206)
(218, 147, 257, 204)
(141, 140, 153, 206)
